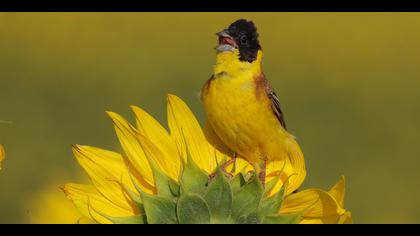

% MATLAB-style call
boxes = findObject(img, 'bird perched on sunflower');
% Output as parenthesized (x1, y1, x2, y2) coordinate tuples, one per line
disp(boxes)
(202, 19, 305, 186)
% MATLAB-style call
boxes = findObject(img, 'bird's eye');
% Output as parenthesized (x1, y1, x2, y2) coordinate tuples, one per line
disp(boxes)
(240, 35, 248, 45)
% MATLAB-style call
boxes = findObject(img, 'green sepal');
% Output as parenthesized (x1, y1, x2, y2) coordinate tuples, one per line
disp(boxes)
(263, 176, 280, 197)
(262, 212, 303, 224)
(230, 173, 247, 194)
(237, 212, 260, 224)
(169, 179, 180, 197)
(177, 193, 211, 224)
(140, 192, 178, 224)
(180, 152, 209, 196)
(204, 167, 233, 222)
(259, 184, 285, 216)
(231, 175, 264, 222)
(150, 162, 179, 198)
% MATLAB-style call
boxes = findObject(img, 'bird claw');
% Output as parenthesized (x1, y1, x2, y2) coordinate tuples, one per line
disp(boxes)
(209, 157, 236, 181)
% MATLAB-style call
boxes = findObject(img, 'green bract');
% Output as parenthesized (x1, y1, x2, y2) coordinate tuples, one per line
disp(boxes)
(101, 156, 302, 224)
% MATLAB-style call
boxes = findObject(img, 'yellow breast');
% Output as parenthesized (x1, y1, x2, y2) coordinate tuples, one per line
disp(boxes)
(202, 50, 289, 163)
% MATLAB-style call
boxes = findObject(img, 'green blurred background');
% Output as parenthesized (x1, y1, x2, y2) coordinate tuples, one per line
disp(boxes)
(0, 13, 420, 223)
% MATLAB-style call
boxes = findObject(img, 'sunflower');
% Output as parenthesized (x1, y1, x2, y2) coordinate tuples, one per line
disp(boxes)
(63, 94, 351, 224)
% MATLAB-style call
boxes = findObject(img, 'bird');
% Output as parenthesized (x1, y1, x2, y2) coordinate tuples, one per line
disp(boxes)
(201, 19, 305, 186)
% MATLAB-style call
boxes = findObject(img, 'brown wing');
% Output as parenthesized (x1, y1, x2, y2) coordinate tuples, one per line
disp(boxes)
(265, 80, 287, 130)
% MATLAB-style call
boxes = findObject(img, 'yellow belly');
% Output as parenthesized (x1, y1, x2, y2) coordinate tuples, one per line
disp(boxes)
(202, 75, 289, 164)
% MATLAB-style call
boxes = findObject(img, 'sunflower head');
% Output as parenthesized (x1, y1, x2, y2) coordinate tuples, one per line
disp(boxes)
(115, 155, 301, 224)
(63, 94, 351, 224)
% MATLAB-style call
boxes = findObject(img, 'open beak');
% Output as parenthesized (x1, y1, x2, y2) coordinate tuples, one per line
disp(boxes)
(215, 30, 238, 52)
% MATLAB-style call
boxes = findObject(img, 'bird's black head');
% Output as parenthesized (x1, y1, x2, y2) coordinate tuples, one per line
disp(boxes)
(216, 19, 261, 63)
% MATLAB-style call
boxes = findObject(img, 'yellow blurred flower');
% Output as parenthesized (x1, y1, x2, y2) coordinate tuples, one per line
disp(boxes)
(63, 94, 351, 224)
(27, 178, 83, 224)
(0, 144, 4, 170)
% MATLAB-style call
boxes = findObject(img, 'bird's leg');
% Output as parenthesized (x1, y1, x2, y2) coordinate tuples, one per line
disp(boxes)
(220, 153, 237, 177)
(209, 153, 237, 180)
(259, 158, 267, 187)
(223, 152, 237, 172)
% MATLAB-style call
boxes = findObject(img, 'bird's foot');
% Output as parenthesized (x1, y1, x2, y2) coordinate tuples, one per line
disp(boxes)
(209, 156, 236, 180)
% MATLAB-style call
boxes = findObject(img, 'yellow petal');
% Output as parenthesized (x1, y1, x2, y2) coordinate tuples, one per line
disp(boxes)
(284, 137, 306, 193)
(265, 154, 306, 195)
(167, 94, 217, 173)
(338, 211, 353, 224)
(136, 133, 182, 181)
(300, 215, 341, 224)
(63, 183, 135, 224)
(281, 188, 346, 218)
(281, 177, 351, 224)
(131, 106, 182, 180)
(328, 176, 346, 208)
(300, 211, 352, 224)
(0, 144, 4, 170)
(73, 145, 150, 211)
(107, 111, 154, 186)
(77, 217, 96, 224)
